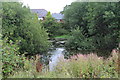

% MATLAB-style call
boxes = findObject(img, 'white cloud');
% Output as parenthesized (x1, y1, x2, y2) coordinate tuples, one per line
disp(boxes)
(21, 0, 76, 13)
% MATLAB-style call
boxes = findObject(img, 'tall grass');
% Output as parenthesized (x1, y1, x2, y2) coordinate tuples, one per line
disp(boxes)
(55, 52, 118, 78)
(9, 52, 119, 78)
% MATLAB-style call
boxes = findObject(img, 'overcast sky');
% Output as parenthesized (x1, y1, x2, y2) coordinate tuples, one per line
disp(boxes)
(21, 0, 76, 13)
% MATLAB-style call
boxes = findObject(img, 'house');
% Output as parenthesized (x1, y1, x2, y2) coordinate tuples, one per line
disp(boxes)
(31, 9, 64, 22)
(31, 9, 48, 20)
(52, 13, 64, 22)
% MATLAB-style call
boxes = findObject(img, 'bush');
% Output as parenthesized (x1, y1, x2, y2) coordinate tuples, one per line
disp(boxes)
(55, 28, 69, 36)
(9, 58, 38, 78)
(65, 27, 119, 57)
(65, 28, 94, 52)
(2, 38, 25, 78)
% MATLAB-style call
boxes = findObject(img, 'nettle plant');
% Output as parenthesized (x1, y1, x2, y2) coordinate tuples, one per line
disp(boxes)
(2, 38, 25, 78)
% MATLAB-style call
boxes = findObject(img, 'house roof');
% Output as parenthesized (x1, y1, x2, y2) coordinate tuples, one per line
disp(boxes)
(31, 9, 48, 18)
(52, 13, 64, 20)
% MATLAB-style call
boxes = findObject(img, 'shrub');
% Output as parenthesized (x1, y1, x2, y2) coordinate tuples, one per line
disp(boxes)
(2, 38, 25, 78)
(65, 28, 94, 52)
(55, 28, 69, 36)
(9, 58, 39, 78)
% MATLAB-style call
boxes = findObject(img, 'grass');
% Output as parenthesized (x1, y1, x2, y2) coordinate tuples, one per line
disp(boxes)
(8, 52, 119, 78)
(54, 35, 70, 39)
(55, 53, 119, 78)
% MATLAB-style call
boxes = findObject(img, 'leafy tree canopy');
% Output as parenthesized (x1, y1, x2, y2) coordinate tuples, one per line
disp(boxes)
(64, 2, 120, 57)
(2, 2, 50, 55)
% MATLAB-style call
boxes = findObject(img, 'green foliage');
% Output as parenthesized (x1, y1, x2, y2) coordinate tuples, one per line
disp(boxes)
(2, 38, 25, 78)
(55, 28, 69, 36)
(9, 52, 118, 78)
(55, 53, 118, 78)
(2, 2, 50, 55)
(66, 28, 94, 52)
(0, 3, 2, 79)
(42, 12, 66, 37)
(85, 3, 119, 52)
(42, 12, 56, 37)
(64, 2, 120, 56)
(64, 2, 88, 30)
(0, 34, 2, 79)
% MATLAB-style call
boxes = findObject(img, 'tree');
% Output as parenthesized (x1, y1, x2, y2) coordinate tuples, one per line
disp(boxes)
(42, 12, 65, 37)
(64, 2, 120, 57)
(85, 2, 120, 56)
(2, 2, 50, 55)
(64, 2, 88, 31)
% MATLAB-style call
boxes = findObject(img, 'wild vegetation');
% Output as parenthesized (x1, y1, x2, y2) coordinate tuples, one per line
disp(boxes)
(41, 12, 68, 37)
(2, 2, 50, 78)
(9, 52, 119, 78)
(2, 38, 25, 77)
(2, 2, 50, 56)
(1, 2, 119, 79)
